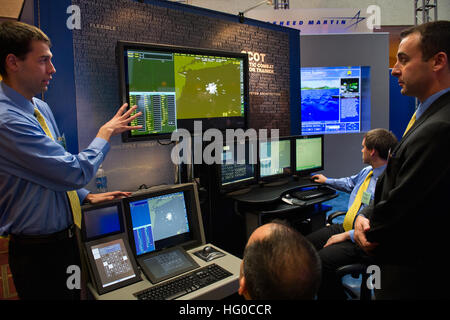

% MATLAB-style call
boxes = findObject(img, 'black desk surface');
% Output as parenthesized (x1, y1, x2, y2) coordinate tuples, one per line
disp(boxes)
(228, 177, 323, 204)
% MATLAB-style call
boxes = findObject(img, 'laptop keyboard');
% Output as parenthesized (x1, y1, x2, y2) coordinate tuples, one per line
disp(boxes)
(134, 263, 232, 300)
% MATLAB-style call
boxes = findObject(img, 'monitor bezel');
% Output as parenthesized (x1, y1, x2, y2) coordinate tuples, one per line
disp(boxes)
(84, 233, 141, 295)
(293, 134, 324, 177)
(117, 40, 250, 142)
(217, 138, 258, 193)
(122, 183, 204, 258)
(257, 136, 294, 182)
(81, 200, 125, 242)
(135, 246, 199, 284)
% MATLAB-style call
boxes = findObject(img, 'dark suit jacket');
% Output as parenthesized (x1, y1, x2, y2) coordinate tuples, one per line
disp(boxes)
(361, 90, 450, 266)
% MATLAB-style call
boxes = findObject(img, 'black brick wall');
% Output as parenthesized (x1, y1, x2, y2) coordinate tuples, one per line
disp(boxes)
(72, 0, 291, 148)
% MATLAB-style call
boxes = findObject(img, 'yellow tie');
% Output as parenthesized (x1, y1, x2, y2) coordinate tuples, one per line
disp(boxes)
(403, 111, 416, 137)
(34, 108, 81, 228)
(343, 170, 373, 231)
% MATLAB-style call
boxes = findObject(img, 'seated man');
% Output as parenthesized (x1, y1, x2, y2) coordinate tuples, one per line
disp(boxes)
(306, 128, 398, 299)
(238, 220, 321, 300)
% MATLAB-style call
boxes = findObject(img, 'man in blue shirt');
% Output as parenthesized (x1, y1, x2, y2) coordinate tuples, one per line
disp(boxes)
(306, 128, 397, 299)
(0, 21, 142, 299)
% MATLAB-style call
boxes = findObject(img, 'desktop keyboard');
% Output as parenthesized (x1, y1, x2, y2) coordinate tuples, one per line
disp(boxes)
(291, 186, 336, 200)
(134, 264, 232, 300)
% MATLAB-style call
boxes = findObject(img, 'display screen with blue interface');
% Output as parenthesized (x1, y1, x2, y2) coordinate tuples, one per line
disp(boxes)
(301, 66, 364, 135)
(128, 191, 191, 256)
(83, 205, 122, 240)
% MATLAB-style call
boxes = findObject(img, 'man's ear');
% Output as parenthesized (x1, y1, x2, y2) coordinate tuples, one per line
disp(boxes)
(238, 274, 246, 296)
(5, 53, 20, 74)
(432, 51, 448, 72)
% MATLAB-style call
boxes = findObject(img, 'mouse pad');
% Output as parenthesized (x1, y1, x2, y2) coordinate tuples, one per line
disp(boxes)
(193, 247, 226, 262)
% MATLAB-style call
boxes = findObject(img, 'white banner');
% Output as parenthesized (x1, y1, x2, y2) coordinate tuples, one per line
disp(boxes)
(247, 8, 379, 34)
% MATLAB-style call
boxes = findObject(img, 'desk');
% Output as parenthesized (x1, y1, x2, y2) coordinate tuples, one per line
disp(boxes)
(87, 244, 242, 300)
(230, 178, 337, 239)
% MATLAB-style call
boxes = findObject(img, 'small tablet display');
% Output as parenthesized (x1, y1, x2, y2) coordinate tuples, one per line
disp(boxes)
(85, 234, 141, 295)
(81, 201, 124, 241)
(138, 246, 199, 284)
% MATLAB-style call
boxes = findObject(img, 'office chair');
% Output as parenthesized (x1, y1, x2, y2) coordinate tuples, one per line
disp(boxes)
(326, 211, 373, 300)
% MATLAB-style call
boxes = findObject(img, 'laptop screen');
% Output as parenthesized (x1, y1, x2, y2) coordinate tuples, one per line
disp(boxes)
(127, 191, 191, 256)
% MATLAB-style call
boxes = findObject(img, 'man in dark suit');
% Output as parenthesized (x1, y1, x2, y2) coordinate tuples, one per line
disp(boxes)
(354, 21, 450, 299)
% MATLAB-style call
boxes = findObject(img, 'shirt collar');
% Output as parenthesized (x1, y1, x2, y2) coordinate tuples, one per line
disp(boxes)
(372, 164, 386, 178)
(0, 81, 36, 116)
(416, 87, 450, 120)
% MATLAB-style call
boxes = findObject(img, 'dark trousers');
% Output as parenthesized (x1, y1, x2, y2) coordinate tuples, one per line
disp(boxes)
(307, 224, 372, 300)
(8, 235, 81, 300)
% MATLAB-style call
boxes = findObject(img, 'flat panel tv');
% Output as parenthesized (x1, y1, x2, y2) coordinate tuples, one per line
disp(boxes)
(118, 41, 249, 141)
(301, 66, 370, 135)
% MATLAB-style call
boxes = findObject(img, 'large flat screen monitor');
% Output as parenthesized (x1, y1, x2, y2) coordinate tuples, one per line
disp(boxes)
(219, 138, 257, 192)
(258, 137, 292, 182)
(118, 41, 249, 141)
(293, 135, 324, 177)
(122, 183, 205, 283)
(301, 66, 370, 135)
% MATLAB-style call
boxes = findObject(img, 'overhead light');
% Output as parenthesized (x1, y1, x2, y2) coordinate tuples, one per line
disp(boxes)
(238, 0, 274, 23)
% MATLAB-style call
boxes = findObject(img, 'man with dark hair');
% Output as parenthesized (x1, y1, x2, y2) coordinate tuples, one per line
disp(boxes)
(238, 220, 321, 300)
(354, 21, 450, 299)
(0, 21, 142, 300)
(307, 128, 397, 299)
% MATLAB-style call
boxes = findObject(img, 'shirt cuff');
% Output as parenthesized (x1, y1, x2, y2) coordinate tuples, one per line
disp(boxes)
(349, 230, 355, 243)
(77, 188, 90, 204)
(89, 137, 110, 156)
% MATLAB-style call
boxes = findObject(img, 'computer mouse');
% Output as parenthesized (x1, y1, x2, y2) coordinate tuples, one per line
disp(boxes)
(203, 246, 213, 254)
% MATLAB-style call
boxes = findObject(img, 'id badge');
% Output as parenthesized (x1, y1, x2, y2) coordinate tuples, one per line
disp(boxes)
(362, 191, 372, 205)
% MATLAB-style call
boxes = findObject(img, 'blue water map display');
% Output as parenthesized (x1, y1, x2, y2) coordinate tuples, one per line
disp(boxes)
(301, 66, 361, 135)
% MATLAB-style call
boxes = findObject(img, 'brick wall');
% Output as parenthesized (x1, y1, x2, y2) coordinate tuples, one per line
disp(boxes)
(73, 0, 291, 142)
(71, 0, 292, 189)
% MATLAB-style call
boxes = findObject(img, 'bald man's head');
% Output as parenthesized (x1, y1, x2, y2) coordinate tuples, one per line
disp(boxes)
(239, 220, 321, 300)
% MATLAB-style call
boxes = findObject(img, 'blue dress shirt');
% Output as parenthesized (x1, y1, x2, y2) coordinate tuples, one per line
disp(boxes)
(415, 87, 450, 120)
(0, 81, 110, 235)
(325, 165, 386, 241)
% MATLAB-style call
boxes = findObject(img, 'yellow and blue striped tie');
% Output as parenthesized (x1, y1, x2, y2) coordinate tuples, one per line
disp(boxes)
(34, 108, 81, 228)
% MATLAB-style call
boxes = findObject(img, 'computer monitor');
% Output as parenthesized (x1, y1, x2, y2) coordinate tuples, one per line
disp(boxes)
(301, 66, 370, 135)
(117, 41, 249, 141)
(293, 135, 324, 177)
(81, 200, 124, 241)
(122, 183, 205, 283)
(84, 234, 141, 295)
(81, 201, 141, 294)
(218, 138, 257, 192)
(258, 137, 292, 182)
